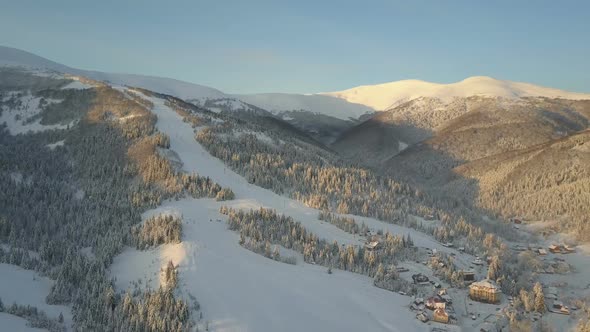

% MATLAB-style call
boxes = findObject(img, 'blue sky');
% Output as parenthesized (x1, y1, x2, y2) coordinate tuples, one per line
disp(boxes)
(1, 0, 588, 93)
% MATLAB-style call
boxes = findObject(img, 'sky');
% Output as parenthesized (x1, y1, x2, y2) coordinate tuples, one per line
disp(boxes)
(0, 0, 589, 94)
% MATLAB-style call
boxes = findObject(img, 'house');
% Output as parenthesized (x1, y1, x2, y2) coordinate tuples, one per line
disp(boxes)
(538, 248, 547, 256)
(469, 279, 501, 304)
(552, 301, 570, 315)
(472, 258, 484, 266)
(426, 296, 446, 310)
(548, 244, 561, 253)
(563, 245, 575, 254)
(462, 270, 476, 282)
(412, 273, 429, 284)
(433, 308, 449, 324)
(410, 303, 424, 311)
(416, 311, 429, 323)
(414, 297, 424, 305)
(364, 241, 381, 251)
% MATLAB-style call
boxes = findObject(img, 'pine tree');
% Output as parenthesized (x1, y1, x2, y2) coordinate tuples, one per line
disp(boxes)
(533, 282, 545, 313)
(487, 255, 500, 280)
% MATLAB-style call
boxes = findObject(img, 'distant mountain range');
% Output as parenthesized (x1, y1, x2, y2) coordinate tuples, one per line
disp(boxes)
(4, 46, 589, 112)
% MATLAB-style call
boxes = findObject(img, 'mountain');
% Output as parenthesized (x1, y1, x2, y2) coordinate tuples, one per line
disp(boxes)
(0, 46, 229, 102)
(0, 46, 370, 143)
(330, 83, 590, 234)
(323, 76, 590, 111)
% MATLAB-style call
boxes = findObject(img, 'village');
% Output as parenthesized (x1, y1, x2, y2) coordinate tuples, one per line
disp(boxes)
(361, 220, 586, 332)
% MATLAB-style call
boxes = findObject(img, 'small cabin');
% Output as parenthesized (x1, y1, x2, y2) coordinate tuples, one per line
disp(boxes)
(552, 301, 570, 315)
(364, 241, 381, 251)
(416, 312, 429, 323)
(433, 308, 449, 324)
(426, 297, 446, 310)
(412, 273, 429, 284)
(462, 270, 476, 282)
(563, 245, 575, 254)
(548, 244, 561, 253)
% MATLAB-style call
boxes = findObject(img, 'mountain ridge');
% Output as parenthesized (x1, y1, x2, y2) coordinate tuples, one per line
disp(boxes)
(3, 45, 590, 123)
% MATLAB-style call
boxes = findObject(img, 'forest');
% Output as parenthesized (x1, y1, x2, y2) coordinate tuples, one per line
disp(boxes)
(0, 70, 229, 330)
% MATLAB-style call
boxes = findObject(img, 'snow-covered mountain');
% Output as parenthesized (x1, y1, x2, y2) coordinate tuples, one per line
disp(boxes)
(322, 76, 590, 111)
(0, 46, 370, 123)
(0, 46, 228, 102)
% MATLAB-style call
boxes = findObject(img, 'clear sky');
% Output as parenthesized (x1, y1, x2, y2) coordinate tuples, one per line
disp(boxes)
(1, 0, 588, 94)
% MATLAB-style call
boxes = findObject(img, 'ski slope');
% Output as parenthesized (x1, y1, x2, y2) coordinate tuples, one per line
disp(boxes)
(109, 90, 472, 331)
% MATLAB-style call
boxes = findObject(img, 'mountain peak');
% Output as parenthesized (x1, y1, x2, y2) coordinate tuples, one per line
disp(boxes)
(321, 76, 590, 111)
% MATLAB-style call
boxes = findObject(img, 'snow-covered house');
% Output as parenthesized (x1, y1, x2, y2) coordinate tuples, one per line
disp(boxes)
(433, 308, 449, 324)
(425, 296, 446, 310)
(469, 279, 501, 303)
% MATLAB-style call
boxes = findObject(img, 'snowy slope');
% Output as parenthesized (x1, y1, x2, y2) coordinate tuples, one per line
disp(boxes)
(108, 90, 471, 332)
(0, 313, 47, 332)
(322, 76, 590, 111)
(112, 199, 433, 332)
(0, 264, 72, 330)
(236, 93, 374, 120)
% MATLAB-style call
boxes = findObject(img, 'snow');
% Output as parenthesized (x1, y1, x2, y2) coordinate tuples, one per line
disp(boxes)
(236, 93, 374, 120)
(111, 199, 429, 332)
(60, 80, 93, 90)
(398, 141, 409, 151)
(109, 90, 479, 331)
(46, 140, 65, 150)
(0, 95, 73, 135)
(322, 76, 590, 111)
(0, 264, 72, 330)
(0, 313, 46, 332)
(211, 99, 252, 111)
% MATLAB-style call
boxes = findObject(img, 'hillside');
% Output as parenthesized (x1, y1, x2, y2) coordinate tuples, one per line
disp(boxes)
(453, 130, 590, 237)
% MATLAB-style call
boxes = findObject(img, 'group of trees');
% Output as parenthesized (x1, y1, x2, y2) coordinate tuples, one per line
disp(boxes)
(429, 253, 466, 288)
(0, 71, 222, 330)
(317, 211, 369, 235)
(0, 298, 65, 332)
(222, 206, 417, 283)
(131, 214, 182, 249)
(514, 282, 545, 313)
